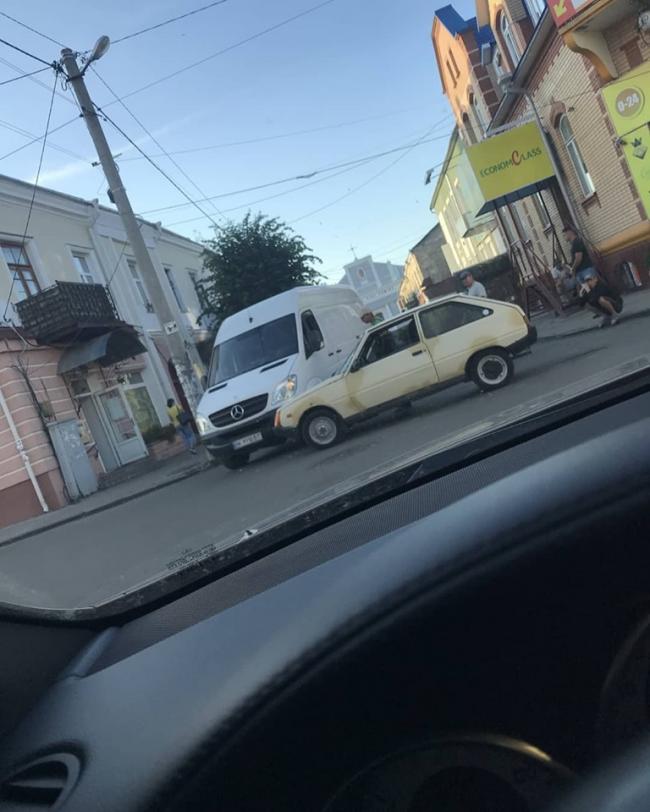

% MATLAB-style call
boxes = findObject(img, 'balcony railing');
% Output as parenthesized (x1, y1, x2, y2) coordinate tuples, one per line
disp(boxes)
(16, 281, 125, 344)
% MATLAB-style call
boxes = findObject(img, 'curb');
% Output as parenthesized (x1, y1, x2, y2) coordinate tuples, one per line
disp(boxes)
(0, 461, 211, 550)
(536, 306, 650, 342)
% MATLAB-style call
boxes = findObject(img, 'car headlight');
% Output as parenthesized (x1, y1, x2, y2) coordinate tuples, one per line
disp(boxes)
(195, 413, 213, 436)
(271, 374, 298, 406)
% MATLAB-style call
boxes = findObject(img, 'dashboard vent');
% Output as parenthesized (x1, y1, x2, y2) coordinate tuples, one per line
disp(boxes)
(0, 754, 80, 811)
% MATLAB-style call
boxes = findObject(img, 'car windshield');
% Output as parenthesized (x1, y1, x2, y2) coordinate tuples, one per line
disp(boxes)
(209, 315, 299, 384)
(0, 0, 648, 616)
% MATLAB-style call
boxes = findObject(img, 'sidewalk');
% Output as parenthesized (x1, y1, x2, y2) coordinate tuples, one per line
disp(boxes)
(533, 287, 650, 340)
(0, 447, 211, 547)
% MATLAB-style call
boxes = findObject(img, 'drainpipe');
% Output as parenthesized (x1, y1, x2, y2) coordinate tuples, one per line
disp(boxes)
(0, 379, 49, 513)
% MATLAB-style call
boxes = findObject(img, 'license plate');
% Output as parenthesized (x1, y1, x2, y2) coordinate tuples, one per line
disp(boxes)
(233, 432, 263, 450)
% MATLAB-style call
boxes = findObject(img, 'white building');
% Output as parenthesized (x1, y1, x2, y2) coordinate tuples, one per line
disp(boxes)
(0, 174, 208, 483)
(339, 255, 403, 321)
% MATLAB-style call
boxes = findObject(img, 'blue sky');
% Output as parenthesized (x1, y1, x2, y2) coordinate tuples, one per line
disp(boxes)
(0, 0, 476, 281)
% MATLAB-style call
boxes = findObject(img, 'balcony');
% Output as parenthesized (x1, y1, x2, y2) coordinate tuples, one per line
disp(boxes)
(16, 281, 126, 344)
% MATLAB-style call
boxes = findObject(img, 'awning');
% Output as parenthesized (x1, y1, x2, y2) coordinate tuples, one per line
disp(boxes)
(475, 176, 555, 215)
(58, 327, 147, 374)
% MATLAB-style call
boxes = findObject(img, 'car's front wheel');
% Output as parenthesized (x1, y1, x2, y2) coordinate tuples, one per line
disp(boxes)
(301, 408, 346, 450)
(222, 452, 250, 470)
(469, 348, 514, 392)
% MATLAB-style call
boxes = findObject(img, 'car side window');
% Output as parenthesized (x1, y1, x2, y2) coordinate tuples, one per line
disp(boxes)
(419, 301, 493, 339)
(301, 310, 324, 357)
(360, 317, 419, 366)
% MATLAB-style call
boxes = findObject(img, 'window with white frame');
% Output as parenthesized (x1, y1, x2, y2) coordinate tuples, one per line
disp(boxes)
(470, 92, 487, 135)
(559, 115, 595, 197)
(524, 0, 546, 25)
(127, 259, 152, 310)
(164, 266, 187, 311)
(531, 191, 551, 229)
(499, 12, 521, 68)
(72, 253, 95, 284)
(1, 243, 40, 301)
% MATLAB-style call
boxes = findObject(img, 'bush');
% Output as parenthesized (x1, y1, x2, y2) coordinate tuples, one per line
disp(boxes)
(142, 424, 177, 445)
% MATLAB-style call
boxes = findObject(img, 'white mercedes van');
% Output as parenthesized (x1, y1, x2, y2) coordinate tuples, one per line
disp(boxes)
(195, 286, 366, 468)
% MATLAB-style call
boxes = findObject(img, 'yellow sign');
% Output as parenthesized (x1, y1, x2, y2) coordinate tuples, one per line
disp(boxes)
(602, 65, 650, 218)
(465, 121, 555, 203)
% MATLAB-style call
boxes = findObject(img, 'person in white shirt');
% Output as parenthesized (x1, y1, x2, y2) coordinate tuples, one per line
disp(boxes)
(460, 270, 487, 298)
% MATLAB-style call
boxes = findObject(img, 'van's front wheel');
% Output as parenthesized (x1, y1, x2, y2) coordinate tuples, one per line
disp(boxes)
(469, 349, 514, 392)
(301, 408, 346, 449)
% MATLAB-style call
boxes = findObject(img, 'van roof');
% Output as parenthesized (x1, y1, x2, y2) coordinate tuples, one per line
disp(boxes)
(215, 285, 361, 344)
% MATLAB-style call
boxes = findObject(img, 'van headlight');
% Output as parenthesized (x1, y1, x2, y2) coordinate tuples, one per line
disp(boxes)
(271, 375, 298, 406)
(195, 413, 213, 436)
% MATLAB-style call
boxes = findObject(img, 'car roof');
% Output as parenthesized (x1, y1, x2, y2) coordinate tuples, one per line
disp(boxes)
(365, 293, 493, 334)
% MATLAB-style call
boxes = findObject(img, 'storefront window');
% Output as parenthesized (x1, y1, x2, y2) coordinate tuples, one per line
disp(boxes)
(124, 385, 160, 436)
(559, 115, 596, 197)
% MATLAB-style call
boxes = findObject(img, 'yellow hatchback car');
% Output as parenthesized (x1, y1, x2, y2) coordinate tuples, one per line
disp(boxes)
(275, 294, 537, 449)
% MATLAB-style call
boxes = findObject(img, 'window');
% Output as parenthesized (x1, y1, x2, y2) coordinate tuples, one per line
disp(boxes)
(164, 267, 187, 311)
(446, 60, 457, 88)
(449, 50, 460, 78)
(72, 253, 94, 284)
(471, 92, 487, 135)
(531, 191, 551, 229)
(301, 310, 324, 358)
(493, 49, 505, 78)
(127, 260, 152, 310)
(419, 302, 492, 338)
(359, 317, 419, 366)
(499, 12, 520, 68)
(462, 112, 477, 145)
(559, 115, 596, 197)
(524, 0, 545, 25)
(1, 243, 40, 301)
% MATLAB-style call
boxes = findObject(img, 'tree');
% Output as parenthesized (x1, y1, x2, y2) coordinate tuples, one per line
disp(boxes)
(198, 213, 322, 325)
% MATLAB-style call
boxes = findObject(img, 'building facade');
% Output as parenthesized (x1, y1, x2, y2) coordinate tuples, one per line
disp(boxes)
(399, 224, 452, 306)
(0, 175, 208, 527)
(339, 255, 403, 320)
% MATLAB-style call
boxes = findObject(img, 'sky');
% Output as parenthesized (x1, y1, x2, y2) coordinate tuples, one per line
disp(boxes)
(0, 0, 477, 282)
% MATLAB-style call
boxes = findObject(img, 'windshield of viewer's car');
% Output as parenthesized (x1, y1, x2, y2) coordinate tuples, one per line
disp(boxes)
(1, 0, 649, 614)
(209, 315, 299, 384)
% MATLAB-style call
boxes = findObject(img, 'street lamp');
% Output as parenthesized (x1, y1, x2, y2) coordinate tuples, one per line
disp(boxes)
(88, 35, 110, 65)
(499, 77, 581, 228)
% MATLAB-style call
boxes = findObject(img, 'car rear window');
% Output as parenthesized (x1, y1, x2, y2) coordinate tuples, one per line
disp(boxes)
(419, 302, 493, 339)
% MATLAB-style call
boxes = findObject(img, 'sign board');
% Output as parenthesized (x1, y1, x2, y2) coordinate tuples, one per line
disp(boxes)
(547, 0, 597, 28)
(465, 121, 554, 205)
(602, 65, 650, 218)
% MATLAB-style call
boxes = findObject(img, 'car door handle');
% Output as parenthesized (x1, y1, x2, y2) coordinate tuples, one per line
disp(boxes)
(336, 348, 342, 353)
(328, 352, 334, 357)
(412, 349, 424, 356)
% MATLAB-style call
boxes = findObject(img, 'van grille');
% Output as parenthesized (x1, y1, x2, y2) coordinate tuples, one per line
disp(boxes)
(209, 394, 269, 428)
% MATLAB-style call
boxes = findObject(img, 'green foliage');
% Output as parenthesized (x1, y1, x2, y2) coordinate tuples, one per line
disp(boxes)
(142, 424, 177, 445)
(198, 213, 322, 325)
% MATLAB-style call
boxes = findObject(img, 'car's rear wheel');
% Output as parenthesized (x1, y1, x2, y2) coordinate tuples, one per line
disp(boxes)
(469, 349, 514, 392)
(222, 452, 250, 470)
(301, 408, 346, 450)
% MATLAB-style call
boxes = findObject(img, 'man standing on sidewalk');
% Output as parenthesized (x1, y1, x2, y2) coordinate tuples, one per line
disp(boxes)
(563, 225, 596, 285)
(459, 270, 487, 298)
(167, 398, 198, 454)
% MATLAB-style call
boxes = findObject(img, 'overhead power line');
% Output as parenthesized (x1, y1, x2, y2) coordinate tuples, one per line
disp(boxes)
(0, 36, 55, 68)
(0, 55, 77, 107)
(0, 65, 49, 85)
(95, 104, 226, 231)
(0, 116, 87, 162)
(3, 69, 58, 320)
(118, 0, 337, 103)
(140, 129, 453, 216)
(0, 11, 66, 47)
(112, 0, 229, 45)
(90, 67, 225, 229)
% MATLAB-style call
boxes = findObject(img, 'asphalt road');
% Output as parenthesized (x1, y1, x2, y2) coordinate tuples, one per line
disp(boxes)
(1, 319, 649, 610)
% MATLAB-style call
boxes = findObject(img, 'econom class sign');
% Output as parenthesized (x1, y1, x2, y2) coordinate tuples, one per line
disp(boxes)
(466, 121, 555, 204)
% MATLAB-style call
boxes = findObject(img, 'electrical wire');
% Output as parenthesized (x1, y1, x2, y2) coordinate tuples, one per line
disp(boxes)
(0, 117, 87, 161)
(2, 67, 58, 321)
(0, 116, 81, 163)
(0, 11, 66, 48)
(0, 65, 49, 85)
(90, 68, 225, 229)
(0, 36, 55, 68)
(112, 0, 229, 45)
(140, 129, 453, 216)
(117, 0, 337, 103)
(0, 55, 78, 107)
(95, 104, 227, 232)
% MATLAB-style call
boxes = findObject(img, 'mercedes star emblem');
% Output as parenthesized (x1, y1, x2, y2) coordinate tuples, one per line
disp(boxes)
(231, 404, 245, 420)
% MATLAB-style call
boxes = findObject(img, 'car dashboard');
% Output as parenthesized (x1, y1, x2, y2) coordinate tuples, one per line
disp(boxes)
(1, 386, 650, 811)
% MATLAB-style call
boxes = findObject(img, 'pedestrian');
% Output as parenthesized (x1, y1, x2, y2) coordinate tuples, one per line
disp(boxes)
(361, 311, 382, 327)
(167, 398, 198, 454)
(459, 270, 487, 298)
(563, 224, 596, 286)
(577, 269, 623, 327)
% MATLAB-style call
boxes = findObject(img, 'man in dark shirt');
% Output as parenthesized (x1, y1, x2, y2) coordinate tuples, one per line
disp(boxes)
(578, 269, 623, 327)
(563, 225, 595, 284)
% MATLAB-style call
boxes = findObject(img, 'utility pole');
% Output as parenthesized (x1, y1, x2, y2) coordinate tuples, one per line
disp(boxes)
(60, 45, 203, 412)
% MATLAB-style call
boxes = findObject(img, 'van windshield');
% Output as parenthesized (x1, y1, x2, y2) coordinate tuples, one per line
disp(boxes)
(209, 314, 299, 384)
